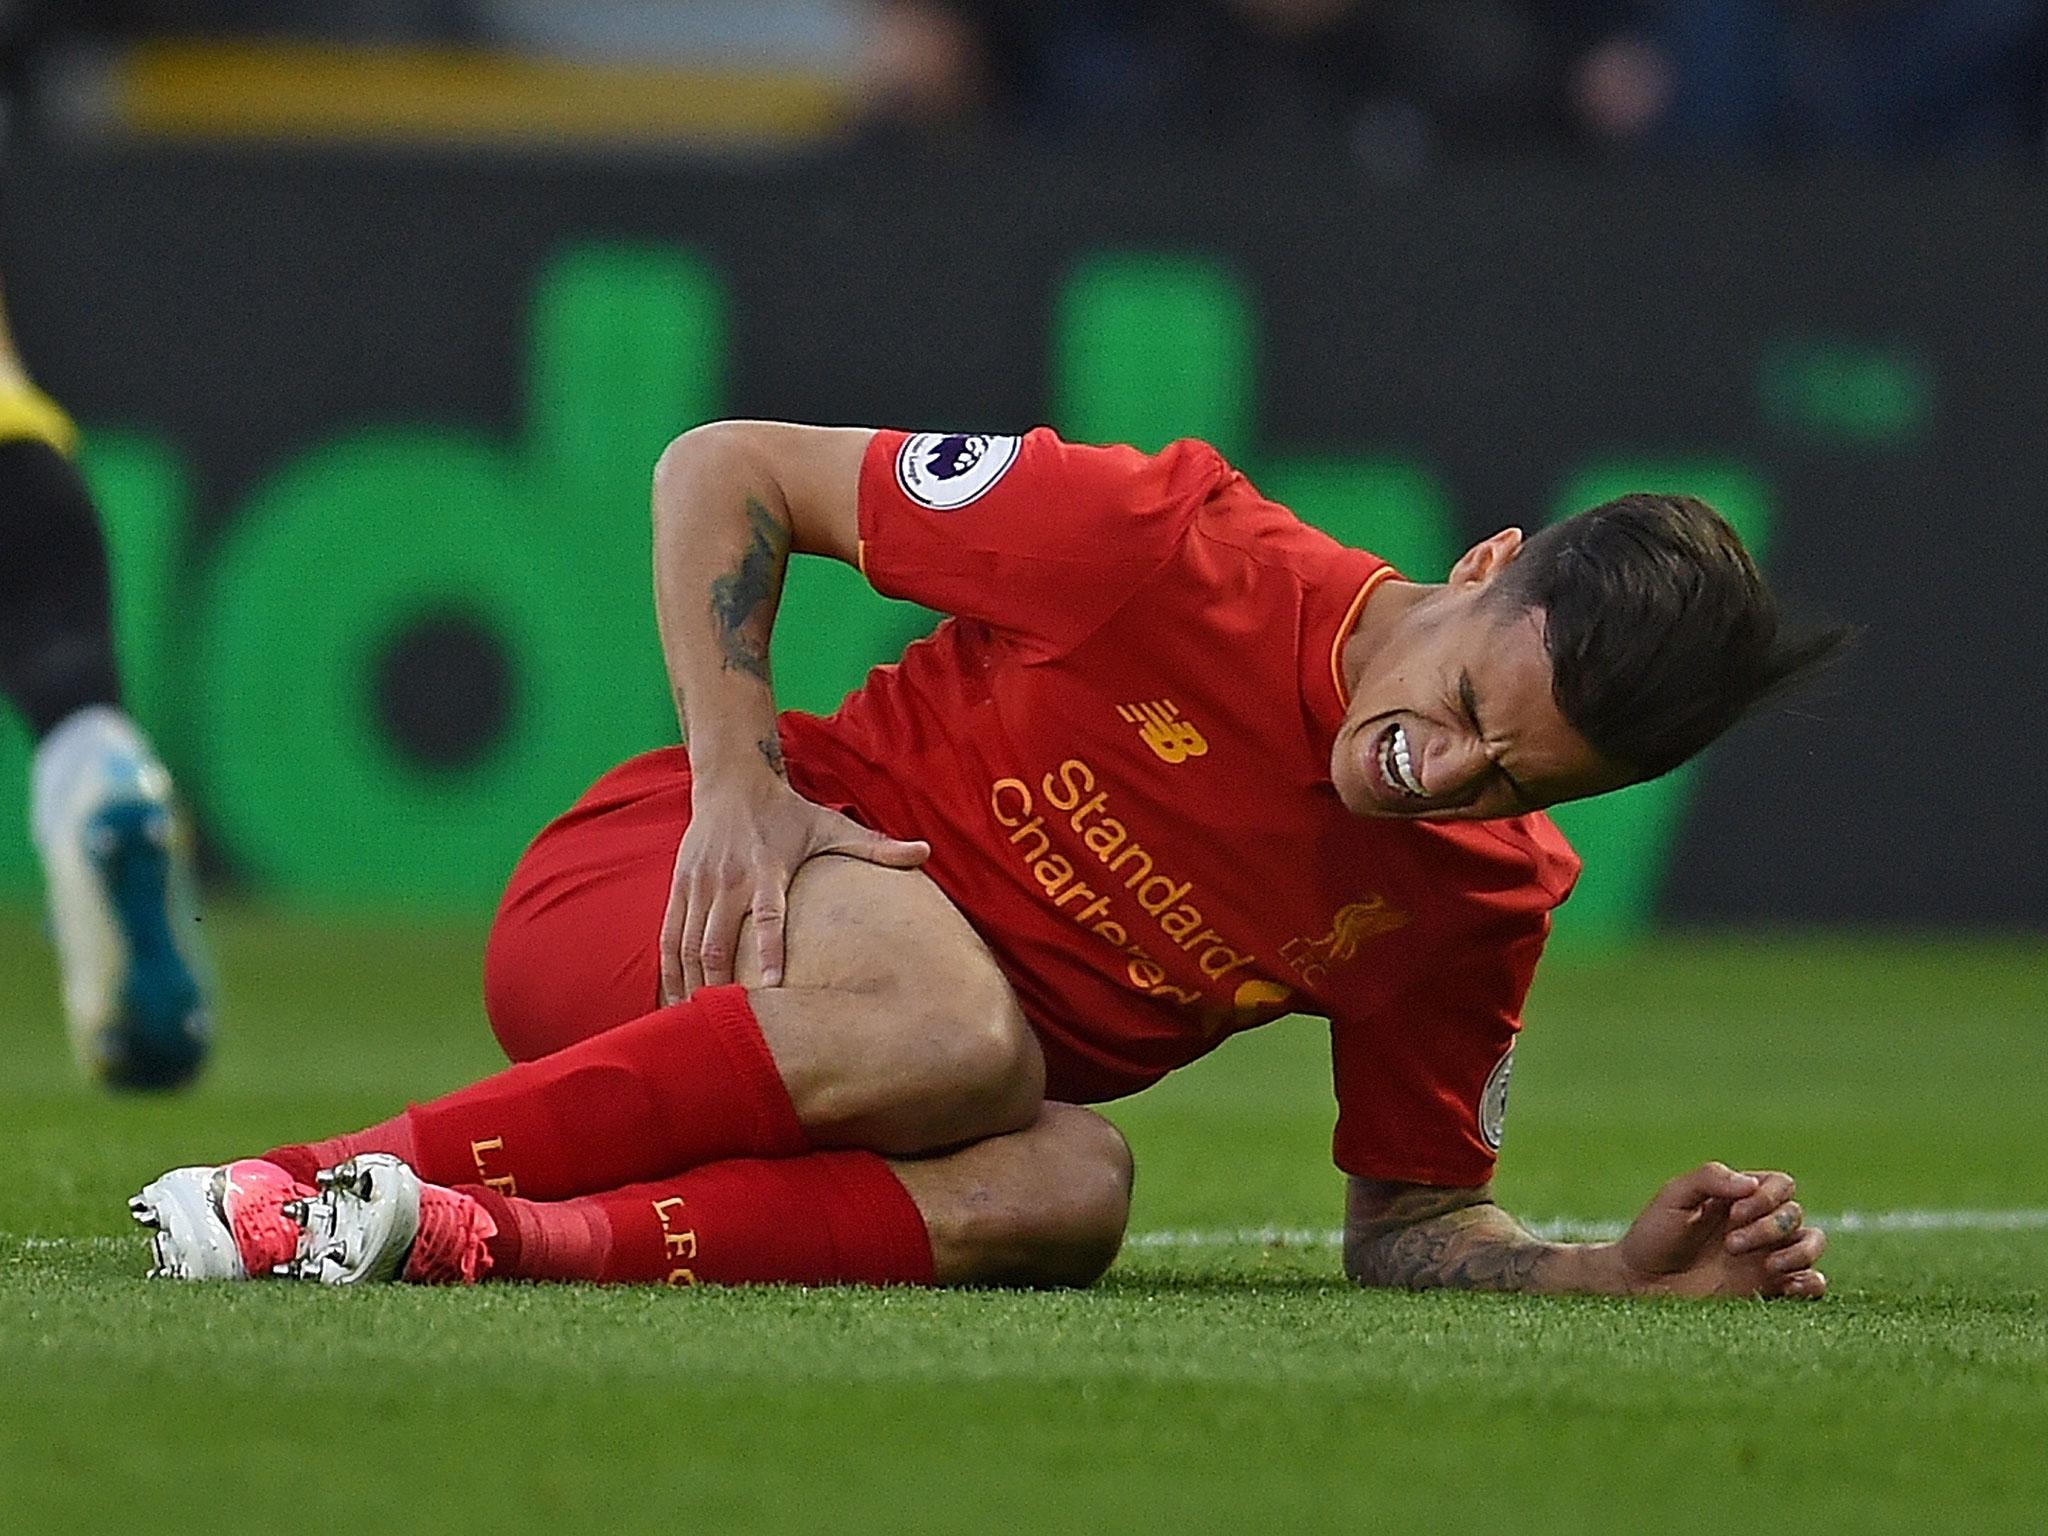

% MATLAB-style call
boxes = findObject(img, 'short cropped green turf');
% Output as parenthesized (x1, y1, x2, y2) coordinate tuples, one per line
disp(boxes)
(2, 910, 2042, 1535)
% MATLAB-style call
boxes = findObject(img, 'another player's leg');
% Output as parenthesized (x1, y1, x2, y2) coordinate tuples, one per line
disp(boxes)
(285, 1103, 1133, 1289)
(0, 283, 210, 1088)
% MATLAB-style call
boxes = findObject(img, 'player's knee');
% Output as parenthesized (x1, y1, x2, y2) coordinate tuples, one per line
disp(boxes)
(910, 980, 1044, 1131)
(1018, 1106, 1133, 1287)
(914, 1106, 1132, 1287)
(952, 1009, 1047, 1133)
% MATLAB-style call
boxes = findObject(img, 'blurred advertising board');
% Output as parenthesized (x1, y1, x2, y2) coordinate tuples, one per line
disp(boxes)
(3, 147, 2039, 935)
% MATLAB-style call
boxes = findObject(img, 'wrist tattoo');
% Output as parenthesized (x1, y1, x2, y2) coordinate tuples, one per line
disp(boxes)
(758, 735, 786, 778)
(1349, 1205, 1558, 1293)
(708, 496, 790, 685)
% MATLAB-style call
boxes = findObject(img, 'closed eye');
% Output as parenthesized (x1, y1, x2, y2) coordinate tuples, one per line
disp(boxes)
(1457, 669, 1535, 813)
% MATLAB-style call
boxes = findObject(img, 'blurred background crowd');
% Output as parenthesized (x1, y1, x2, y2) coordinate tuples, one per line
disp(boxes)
(2, 1, 2044, 164)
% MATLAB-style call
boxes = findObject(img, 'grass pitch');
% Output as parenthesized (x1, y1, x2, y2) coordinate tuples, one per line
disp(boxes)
(1, 909, 2042, 1534)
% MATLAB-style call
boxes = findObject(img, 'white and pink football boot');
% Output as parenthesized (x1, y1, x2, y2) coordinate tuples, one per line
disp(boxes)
(128, 1159, 313, 1279)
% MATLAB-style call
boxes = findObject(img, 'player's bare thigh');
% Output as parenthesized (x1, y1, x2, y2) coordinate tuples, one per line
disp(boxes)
(725, 853, 1046, 1155)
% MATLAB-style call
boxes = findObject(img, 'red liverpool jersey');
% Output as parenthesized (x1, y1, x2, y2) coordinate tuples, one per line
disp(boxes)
(778, 428, 1580, 1187)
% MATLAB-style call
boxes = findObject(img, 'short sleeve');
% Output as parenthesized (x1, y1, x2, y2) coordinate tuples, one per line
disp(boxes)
(857, 427, 1220, 662)
(1327, 911, 1549, 1188)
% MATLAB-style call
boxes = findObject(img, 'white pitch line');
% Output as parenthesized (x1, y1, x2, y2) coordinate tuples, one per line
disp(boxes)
(1125, 1208, 2048, 1251)
(8, 1209, 2047, 1262)
(5, 1235, 131, 1253)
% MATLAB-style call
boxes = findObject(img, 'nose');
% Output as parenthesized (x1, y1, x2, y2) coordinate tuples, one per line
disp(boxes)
(1419, 734, 1490, 800)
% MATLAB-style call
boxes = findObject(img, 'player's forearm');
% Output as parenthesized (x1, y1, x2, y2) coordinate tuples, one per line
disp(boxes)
(651, 428, 794, 783)
(1345, 1201, 1630, 1295)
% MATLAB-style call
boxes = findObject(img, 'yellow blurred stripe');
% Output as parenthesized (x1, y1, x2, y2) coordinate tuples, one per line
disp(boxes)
(0, 385, 80, 456)
(116, 40, 848, 145)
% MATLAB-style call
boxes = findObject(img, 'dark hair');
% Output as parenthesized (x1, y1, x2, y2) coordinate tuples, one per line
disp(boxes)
(1490, 494, 1853, 780)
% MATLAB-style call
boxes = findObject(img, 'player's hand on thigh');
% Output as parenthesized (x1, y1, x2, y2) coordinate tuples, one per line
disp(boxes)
(660, 777, 931, 1002)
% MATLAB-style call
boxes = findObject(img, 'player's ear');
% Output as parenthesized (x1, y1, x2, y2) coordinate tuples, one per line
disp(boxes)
(1446, 527, 1524, 590)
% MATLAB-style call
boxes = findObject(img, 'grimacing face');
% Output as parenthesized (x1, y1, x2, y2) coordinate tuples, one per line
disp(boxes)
(1330, 529, 1636, 821)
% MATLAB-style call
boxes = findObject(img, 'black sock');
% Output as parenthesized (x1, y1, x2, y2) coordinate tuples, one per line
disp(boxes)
(0, 437, 121, 737)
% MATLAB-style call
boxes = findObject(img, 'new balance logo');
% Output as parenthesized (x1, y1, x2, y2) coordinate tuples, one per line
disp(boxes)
(1117, 700, 1208, 764)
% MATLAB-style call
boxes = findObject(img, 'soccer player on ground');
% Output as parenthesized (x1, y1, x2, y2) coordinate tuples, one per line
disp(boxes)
(133, 423, 1844, 1295)
(0, 276, 211, 1089)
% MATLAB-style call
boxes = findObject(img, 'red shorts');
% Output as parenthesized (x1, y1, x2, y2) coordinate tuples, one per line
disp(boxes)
(483, 748, 697, 1061)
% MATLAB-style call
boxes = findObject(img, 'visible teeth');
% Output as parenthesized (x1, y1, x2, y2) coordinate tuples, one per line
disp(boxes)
(1387, 726, 1426, 797)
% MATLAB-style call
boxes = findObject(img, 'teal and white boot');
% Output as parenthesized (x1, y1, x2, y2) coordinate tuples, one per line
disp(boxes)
(32, 705, 212, 1089)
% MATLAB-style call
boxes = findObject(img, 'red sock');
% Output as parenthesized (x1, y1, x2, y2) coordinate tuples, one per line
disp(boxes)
(467, 1151, 934, 1288)
(266, 986, 805, 1199)
(262, 1112, 416, 1186)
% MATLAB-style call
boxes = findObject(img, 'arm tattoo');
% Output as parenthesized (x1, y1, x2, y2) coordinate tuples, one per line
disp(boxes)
(1349, 1204, 1559, 1292)
(757, 735, 786, 778)
(1346, 1184, 1563, 1293)
(707, 496, 791, 684)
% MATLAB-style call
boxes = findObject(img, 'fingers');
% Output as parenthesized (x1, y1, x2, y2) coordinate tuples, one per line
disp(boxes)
(659, 839, 695, 1005)
(697, 885, 748, 990)
(667, 805, 928, 997)
(659, 886, 687, 1007)
(752, 889, 788, 988)
(1725, 1198, 1802, 1254)
(674, 877, 787, 995)
(1663, 1161, 1762, 1209)
(1725, 1171, 1808, 1256)
(1639, 1161, 1831, 1301)
(1718, 1166, 1828, 1300)
(1760, 1225, 1827, 1275)
(1764, 1267, 1828, 1301)
(1727, 1170, 1797, 1229)
(825, 825, 931, 868)
(678, 877, 711, 1000)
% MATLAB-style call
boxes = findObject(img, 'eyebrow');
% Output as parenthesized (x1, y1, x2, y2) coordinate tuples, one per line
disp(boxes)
(1459, 668, 1535, 811)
